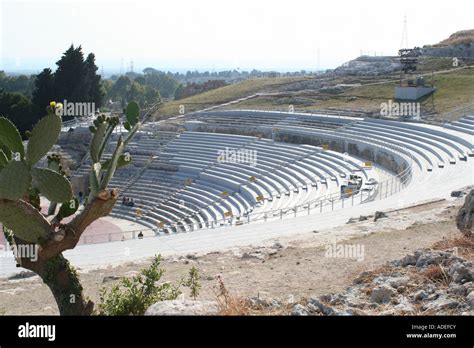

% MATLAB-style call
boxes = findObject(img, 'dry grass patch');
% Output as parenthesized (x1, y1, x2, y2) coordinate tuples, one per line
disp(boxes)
(431, 236, 474, 259)
(419, 264, 451, 287)
(213, 276, 290, 315)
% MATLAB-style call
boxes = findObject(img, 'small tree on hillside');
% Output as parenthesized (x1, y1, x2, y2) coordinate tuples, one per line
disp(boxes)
(0, 101, 141, 315)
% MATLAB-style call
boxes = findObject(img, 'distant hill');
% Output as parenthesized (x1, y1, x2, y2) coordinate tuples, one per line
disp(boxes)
(332, 30, 474, 76)
(434, 29, 474, 47)
(423, 30, 474, 58)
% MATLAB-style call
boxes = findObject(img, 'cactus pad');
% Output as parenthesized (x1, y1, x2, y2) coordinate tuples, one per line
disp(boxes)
(100, 137, 124, 189)
(31, 168, 73, 203)
(89, 162, 101, 195)
(125, 101, 139, 126)
(26, 113, 62, 166)
(0, 160, 31, 200)
(0, 199, 51, 243)
(0, 117, 25, 159)
(0, 149, 8, 167)
(90, 122, 107, 163)
(55, 197, 79, 221)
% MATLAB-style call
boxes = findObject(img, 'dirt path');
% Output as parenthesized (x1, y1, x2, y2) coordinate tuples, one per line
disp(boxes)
(0, 200, 462, 315)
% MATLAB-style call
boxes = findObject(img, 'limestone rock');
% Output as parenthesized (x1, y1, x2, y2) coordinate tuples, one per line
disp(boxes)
(414, 290, 428, 301)
(422, 296, 459, 312)
(291, 304, 309, 316)
(371, 286, 395, 304)
(307, 297, 338, 315)
(387, 276, 410, 289)
(145, 300, 219, 316)
(456, 189, 473, 237)
(467, 291, 474, 309)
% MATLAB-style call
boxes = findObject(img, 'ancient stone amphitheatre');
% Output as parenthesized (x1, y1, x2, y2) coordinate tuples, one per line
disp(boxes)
(0, 108, 471, 276)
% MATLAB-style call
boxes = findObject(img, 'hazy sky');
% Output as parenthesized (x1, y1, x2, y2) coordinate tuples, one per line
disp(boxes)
(1, 0, 473, 73)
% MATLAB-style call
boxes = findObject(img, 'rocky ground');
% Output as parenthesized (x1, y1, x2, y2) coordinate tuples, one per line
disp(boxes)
(284, 245, 473, 316)
(0, 192, 472, 316)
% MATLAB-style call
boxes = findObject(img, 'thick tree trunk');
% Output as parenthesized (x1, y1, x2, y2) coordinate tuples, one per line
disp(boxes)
(13, 194, 117, 315)
(22, 253, 93, 315)
(41, 254, 94, 315)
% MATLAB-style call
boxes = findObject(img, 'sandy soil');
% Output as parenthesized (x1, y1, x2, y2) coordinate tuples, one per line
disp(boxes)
(0, 198, 464, 315)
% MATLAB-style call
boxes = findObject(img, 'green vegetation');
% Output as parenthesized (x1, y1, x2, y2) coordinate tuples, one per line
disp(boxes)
(1, 45, 104, 135)
(426, 68, 474, 114)
(186, 266, 201, 300)
(105, 74, 162, 108)
(98, 257, 202, 315)
(0, 91, 37, 135)
(0, 101, 141, 315)
(97, 256, 183, 316)
(174, 80, 228, 100)
(33, 45, 103, 117)
(208, 67, 474, 121)
(0, 71, 35, 96)
(158, 76, 309, 118)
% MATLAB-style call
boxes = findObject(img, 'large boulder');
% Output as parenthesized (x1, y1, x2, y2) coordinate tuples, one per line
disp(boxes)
(145, 300, 219, 316)
(456, 189, 473, 237)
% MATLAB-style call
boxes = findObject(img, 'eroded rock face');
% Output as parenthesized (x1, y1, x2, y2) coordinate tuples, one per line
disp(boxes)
(456, 189, 473, 237)
(145, 300, 219, 316)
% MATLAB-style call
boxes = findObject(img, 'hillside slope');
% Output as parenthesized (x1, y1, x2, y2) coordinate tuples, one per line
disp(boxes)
(157, 77, 310, 118)
(434, 29, 474, 47)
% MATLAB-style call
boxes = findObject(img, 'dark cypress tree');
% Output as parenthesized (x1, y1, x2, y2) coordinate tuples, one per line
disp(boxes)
(84, 53, 103, 108)
(31, 45, 103, 120)
(54, 44, 87, 103)
(32, 68, 55, 113)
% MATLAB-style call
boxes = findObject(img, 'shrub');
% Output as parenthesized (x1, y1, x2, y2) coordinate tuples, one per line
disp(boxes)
(186, 266, 201, 300)
(97, 255, 183, 316)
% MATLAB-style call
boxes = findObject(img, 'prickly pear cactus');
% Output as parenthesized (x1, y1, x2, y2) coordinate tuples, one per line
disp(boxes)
(0, 101, 141, 246)
(0, 117, 25, 158)
(0, 101, 142, 317)
(0, 160, 31, 200)
(55, 197, 79, 221)
(125, 101, 139, 126)
(31, 167, 73, 203)
(0, 199, 50, 243)
(0, 105, 71, 244)
(87, 102, 139, 198)
(26, 112, 62, 166)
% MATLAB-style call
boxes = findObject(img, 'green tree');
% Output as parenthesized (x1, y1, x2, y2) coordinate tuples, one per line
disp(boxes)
(0, 90, 38, 134)
(174, 83, 184, 100)
(145, 86, 161, 106)
(0, 74, 35, 97)
(145, 72, 178, 98)
(107, 75, 132, 107)
(84, 53, 103, 108)
(32, 68, 55, 115)
(54, 45, 87, 102)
